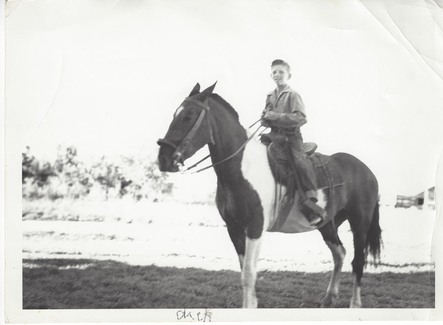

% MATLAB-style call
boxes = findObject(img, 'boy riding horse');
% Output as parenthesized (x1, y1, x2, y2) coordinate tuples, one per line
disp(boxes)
(261, 59, 326, 226)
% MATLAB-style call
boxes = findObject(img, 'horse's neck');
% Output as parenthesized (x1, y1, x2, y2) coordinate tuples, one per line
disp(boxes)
(207, 102, 248, 184)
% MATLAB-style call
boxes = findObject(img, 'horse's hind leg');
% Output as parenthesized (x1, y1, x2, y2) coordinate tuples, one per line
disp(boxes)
(349, 234, 366, 308)
(348, 209, 371, 308)
(318, 217, 346, 307)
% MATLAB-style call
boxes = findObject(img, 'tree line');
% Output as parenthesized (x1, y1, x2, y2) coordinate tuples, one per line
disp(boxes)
(22, 145, 173, 201)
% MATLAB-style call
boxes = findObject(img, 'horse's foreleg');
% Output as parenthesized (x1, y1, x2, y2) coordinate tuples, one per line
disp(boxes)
(322, 240, 346, 307)
(227, 224, 246, 268)
(226, 217, 263, 308)
(241, 236, 263, 308)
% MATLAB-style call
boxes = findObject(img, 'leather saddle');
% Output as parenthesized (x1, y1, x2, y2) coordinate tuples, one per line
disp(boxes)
(260, 132, 317, 157)
(260, 131, 344, 232)
(260, 131, 343, 190)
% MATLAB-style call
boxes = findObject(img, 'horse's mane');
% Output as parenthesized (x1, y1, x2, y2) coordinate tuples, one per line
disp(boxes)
(209, 93, 240, 121)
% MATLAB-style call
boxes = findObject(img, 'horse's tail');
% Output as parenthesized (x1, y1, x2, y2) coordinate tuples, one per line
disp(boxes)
(366, 202, 382, 266)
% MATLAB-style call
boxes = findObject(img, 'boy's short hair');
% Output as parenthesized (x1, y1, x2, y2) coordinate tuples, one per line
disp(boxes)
(271, 59, 291, 72)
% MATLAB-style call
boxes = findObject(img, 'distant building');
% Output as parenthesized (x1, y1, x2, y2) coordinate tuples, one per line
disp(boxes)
(395, 186, 435, 210)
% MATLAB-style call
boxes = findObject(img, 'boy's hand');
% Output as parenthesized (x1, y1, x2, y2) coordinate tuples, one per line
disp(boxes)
(264, 111, 279, 120)
(261, 118, 271, 127)
(262, 111, 280, 127)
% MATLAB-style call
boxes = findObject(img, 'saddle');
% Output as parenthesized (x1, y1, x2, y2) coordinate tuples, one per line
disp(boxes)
(261, 133, 317, 157)
(260, 132, 343, 189)
(260, 131, 344, 232)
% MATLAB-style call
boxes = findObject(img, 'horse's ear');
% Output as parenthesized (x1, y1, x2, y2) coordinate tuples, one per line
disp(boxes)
(189, 83, 200, 97)
(198, 81, 217, 101)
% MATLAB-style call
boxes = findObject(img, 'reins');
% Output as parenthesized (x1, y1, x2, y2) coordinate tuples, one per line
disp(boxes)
(184, 118, 264, 174)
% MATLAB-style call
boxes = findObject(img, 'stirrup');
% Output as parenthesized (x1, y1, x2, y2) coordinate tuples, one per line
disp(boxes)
(309, 215, 323, 226)
(305, 190, 318, 201)
(304, 198, 327, 219)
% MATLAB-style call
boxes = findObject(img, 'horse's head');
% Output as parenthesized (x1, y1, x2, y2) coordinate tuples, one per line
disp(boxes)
(157, 82, 217, 172)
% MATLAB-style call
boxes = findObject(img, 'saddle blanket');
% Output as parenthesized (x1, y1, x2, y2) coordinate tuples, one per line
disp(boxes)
(309, 153, 344, 190)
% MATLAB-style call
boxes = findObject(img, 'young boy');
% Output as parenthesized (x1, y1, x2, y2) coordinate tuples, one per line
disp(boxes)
(261, 59, 326, 226)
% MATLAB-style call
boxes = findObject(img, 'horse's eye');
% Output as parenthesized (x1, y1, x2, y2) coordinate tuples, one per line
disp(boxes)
(183, 116, 192, 122)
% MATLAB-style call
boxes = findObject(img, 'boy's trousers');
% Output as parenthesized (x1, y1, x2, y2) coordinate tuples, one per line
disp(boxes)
(285, 130, 318, 199)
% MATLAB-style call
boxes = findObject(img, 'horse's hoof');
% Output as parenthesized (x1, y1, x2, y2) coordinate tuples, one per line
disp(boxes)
(350, 301, 362, 308)
(321, 296, 336, 308)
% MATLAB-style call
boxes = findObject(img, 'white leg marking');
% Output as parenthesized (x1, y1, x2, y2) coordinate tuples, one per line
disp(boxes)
(238, 254, 244, 270)
(242, 237, 263, 308)
(350, 274, 362, 308)
(322, 241, 346, 307)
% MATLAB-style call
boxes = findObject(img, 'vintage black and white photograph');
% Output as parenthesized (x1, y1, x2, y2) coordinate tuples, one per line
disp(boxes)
(5, 0, 443, 322)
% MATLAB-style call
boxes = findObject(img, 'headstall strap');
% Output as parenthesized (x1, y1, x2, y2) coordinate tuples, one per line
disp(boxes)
(183, 96, 215, 145)
(176, 107, 207, 152)
(171, 96, 214, 159)
(183, 97, 211, 111)
(162, 97, 265, 173)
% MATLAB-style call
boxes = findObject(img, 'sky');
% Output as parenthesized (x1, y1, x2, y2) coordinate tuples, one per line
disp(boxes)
(5, 0, 443, 201)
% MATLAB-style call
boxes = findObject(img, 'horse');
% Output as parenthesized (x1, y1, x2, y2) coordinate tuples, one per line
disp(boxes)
(157, 82, 382, 308)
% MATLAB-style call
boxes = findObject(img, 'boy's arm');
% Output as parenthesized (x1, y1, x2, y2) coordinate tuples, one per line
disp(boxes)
(260, 96, 273, 127)
(264, 111, 307, 128)
(263, 92, 307, 128)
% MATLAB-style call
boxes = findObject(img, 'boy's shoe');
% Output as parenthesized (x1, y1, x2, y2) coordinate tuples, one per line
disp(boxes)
(308, 215, 323, 226)
(300, 198, 327, 226)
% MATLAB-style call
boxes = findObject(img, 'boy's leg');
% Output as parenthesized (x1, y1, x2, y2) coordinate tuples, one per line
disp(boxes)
(287, 133, 326, 225)
(287, 132, 317, 193)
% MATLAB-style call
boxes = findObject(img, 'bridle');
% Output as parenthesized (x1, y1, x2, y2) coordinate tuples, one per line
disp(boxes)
(158, 95, 263, 174)
(157, 96, 215, 164)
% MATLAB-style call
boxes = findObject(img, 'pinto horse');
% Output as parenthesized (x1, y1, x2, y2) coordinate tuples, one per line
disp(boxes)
(157, 83, 382, 308)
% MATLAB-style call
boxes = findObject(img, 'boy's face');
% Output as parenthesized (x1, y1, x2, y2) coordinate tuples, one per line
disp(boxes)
(271, 64, 291, 86)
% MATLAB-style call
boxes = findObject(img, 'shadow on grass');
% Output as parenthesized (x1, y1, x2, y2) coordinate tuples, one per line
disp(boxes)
(23, 258, 434, 309)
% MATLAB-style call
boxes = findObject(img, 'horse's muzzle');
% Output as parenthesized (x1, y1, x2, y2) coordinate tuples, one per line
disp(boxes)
(158, 144, 182, 172)
(158, 138, 186, 173)
(158, 155, 181, 173)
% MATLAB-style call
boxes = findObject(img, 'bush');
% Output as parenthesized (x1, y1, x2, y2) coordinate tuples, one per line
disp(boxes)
(22, 146, 173, 202)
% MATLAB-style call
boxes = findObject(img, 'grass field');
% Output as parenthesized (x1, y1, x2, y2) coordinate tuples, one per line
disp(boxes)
(23, 258, 434, 309)
(22, 199, 437, 309)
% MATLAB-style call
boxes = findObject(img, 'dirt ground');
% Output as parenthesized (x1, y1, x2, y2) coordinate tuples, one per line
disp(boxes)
(22, 200, 436, 273)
